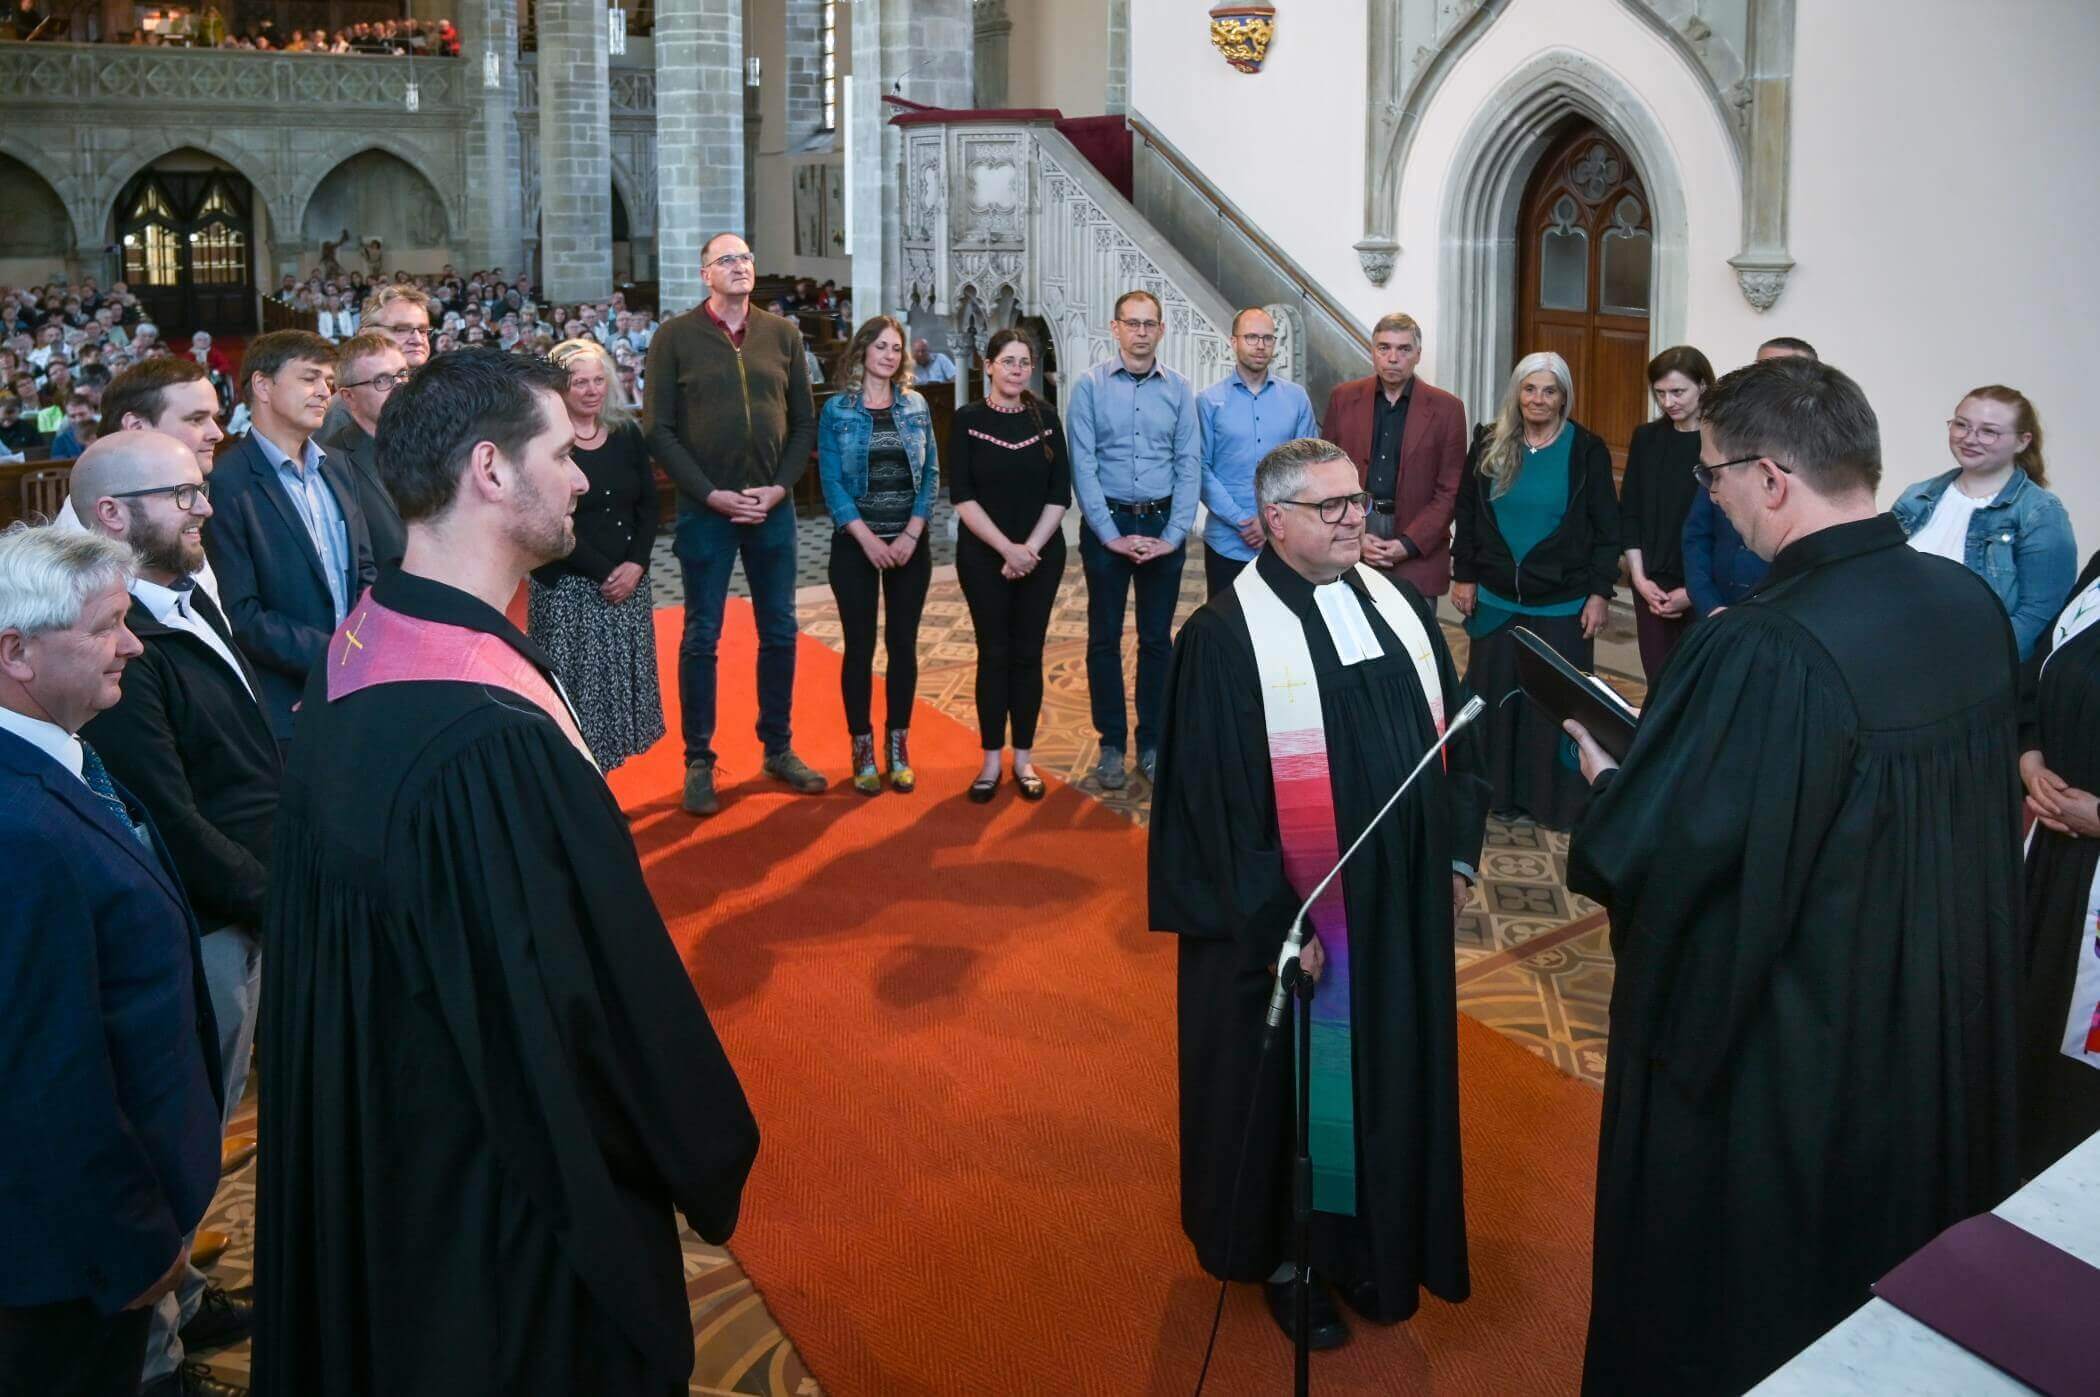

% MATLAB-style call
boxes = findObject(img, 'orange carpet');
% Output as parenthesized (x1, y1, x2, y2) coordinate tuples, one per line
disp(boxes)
(612, 601, 1603, 1396)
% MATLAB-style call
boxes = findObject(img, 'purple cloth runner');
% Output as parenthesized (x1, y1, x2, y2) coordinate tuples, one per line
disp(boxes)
(1872, 1212, 2100, 1395)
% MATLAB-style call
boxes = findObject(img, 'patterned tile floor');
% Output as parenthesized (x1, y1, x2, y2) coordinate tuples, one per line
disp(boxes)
(191, 523, 1646, 1394)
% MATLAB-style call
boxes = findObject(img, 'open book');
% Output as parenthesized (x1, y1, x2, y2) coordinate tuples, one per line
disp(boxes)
(1512, 626, 1641, 761)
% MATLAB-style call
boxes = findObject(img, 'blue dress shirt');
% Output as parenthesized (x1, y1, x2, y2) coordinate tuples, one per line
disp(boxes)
(254, 430, 353, 624)
(1196, 372, 1319, 562)
(1064, 357, 1203, 549)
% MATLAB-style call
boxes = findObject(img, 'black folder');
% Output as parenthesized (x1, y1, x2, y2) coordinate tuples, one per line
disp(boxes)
(1512, 626, 1640, 761)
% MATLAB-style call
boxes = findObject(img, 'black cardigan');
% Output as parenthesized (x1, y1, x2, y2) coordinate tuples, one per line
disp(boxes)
(1451, 420, 1621, 604)
(532, 421, 661, 587)
(1617, 416, 1704, 589)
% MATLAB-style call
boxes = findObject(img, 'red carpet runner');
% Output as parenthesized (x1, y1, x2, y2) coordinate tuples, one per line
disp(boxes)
(610, 602, 1602, 1395)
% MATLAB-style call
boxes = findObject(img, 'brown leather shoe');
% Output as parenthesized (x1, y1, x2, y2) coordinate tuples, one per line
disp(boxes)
(682, 759, 720, 816)
(189, 1228, 230, 1269)
(220, 1135, 255, 1175)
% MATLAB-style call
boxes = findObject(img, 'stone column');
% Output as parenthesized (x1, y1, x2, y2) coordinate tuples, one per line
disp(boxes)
(972, 0, 1011, 109)
(1104, 0, 1129, 114)
(655, 0, 744, 314)
(849, 0, 972, 319)
(537, 0, 614, 303)
(457, 0, 525, 275)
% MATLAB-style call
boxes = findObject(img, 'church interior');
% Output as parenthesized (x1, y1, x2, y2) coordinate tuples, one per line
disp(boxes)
(4, 0, 2098, 1393)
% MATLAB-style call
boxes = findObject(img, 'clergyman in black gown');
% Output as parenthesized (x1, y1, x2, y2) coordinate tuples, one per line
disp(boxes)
(254, 350, 758, 1396)
(1566, 358, 2021, 1396)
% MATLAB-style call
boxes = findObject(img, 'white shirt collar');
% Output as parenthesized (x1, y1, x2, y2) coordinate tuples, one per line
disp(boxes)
(130, 575, 190, 624)
(0, 702, 85, 781)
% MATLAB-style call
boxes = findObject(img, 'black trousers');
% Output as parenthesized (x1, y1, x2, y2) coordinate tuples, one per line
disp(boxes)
(828, 531, 932, 737)
(957, 534, 1066, 749)
(1203, 546, 1250, 598)
(0, 1300, 151, 1397)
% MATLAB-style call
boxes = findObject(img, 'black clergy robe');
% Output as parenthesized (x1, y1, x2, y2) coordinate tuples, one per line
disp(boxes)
(253, 569, 758, 1397)
(1149, 545, 1488, 1318)
(1570, 515, 2022, 1396)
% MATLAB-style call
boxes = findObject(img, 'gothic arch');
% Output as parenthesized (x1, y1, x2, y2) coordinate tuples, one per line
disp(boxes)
(608, 157, 647, 238)
(0, 154, 76, 264)
(289, 137, 466, 240)
(0, 134, 95, 251)
(1435, 48, 1689, 430)
(97, 134, 278, 243)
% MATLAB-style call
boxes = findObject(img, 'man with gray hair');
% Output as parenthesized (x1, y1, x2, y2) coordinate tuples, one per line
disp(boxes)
(0, 523, 225, 1396)
(1150, 437, 1486, 1350)
(1566, 355, 2022, 1394)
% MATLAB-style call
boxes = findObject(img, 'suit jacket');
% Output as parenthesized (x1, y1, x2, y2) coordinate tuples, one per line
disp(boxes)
(81, 591, 282, 930)
(1321, 374, 1468, 597)
(203, 432, 378, 741)
(0, 727, 223, 1314)
(314, 414, 408, 572)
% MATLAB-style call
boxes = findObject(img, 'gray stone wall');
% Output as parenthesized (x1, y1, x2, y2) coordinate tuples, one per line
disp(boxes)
(655, 0, 745, 312)
(784, 0, 826, 143)
(460, 0, 527, 275)
(537, 0, 614, 301)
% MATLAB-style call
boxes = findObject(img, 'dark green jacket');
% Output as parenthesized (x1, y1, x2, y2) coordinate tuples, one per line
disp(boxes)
(642, 303, 817, 500)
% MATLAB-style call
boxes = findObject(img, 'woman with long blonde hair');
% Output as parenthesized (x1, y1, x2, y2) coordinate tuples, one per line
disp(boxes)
(1450, 350, 1621, 829)
(524, 336, 664, 772)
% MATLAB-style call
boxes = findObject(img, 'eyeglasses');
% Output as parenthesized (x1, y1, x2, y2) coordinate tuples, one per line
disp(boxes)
(341, 370, 410, 393)
(1116, 318, 1162, 332)
(1236, 333, 1278, 347)
(1947, 418, 2012, 445)
(109, 480, 210, 511)
(1275, 492, 1371, 523)
(370, 322, 431, 341)
(1691, 454, 1793, 490)
(706, 252, 756, 270)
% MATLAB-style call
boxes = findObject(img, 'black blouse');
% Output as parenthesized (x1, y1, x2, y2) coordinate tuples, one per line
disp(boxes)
(948, 399, 1071, 543)
(1617, 417, 1704, 589)
(533, 420, 660, 586)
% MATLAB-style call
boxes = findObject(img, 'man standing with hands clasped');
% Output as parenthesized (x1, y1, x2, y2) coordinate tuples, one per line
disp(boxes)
(645, 232, 823, 815)
(1066, 288, 1201, 790)
(1197, 307, 1318, 597)
(1564, 356, 2022, 1396)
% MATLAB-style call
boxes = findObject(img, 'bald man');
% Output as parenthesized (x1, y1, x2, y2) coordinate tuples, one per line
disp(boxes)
(76, 431, 277, 1389)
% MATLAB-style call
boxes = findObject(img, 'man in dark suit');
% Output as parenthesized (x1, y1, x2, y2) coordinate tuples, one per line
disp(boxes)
(1320, 312, 1469, 598)
(314, 331, 409, 570)
(0, 523, 224, 1397)
(204, 329, 376, 746)
(74, 431, 277, 1394)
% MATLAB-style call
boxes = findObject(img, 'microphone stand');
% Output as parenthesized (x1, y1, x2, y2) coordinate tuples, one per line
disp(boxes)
(1266, 694, 1484, 1396)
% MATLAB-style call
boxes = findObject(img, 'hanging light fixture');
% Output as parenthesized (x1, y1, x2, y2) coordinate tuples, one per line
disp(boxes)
(746, 57, 761, 87)
(405, 53, 420, 111)
(607, 4, 626, 56)
(483, 49, 500, 88)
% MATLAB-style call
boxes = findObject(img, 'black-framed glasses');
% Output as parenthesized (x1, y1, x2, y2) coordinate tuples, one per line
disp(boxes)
(370, 322, 431, 341)
(1691, 454, 1792, 490)
(109, 481, 210, 511)
(340, 370, 409, 393)
(1276, 491, 1371, 523)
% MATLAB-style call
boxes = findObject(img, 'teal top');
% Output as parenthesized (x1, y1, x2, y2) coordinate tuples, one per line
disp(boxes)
(1466, 421, 1584, 638)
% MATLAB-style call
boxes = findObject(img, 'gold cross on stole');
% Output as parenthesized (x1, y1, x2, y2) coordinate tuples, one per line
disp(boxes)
(338, 608, 370, 666)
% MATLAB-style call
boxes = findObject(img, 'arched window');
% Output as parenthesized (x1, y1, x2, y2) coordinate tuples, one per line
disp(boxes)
(121, 178, 181, 287)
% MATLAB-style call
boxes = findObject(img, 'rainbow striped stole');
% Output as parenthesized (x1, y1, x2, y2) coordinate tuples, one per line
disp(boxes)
(1234, 561, 1446, 1215)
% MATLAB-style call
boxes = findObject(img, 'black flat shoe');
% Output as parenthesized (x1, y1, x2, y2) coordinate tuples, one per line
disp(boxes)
(968, 776, 999, 804)
(1335, 1276, 1412, 1326)
(1013, 769, 1046, 801)
(1265, 1275, 1349, 1351)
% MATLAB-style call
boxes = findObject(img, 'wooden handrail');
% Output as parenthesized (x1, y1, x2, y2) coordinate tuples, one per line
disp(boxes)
(1124, 112, 1371, 356)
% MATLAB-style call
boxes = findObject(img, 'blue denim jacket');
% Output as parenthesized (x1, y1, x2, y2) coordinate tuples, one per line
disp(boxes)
(817, 388, 939, 528)
(1890, 467, 2077, 658)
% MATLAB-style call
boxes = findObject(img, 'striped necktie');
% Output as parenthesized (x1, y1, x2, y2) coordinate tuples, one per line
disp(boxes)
(79, 740, 150, 848)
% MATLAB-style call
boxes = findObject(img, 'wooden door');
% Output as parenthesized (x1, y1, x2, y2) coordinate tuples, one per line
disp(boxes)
(1515, 123, 1653, 476)
(117, 168, 257, 337)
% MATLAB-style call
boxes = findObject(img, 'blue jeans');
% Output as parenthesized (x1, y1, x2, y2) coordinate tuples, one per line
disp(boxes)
(1079, 513, 1185, 753)
(144, 924, 260, 1381)
(676, 503, 800, 765)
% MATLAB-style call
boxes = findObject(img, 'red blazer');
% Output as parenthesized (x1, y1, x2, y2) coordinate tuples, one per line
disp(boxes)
(1321, 374, 1468, 597)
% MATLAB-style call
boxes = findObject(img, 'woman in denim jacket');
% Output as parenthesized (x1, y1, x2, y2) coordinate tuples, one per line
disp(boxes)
(818, 315, 940, 793)
(1892, 385, 2075, 658)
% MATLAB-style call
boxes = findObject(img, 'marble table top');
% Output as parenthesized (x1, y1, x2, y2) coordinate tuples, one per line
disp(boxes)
(1751, 1130, 2100, 1396)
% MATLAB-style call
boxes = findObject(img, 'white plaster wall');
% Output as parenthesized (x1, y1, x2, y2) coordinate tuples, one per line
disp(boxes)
(1134, 0, 2100, 539)
(1006, 0, 1110, 113)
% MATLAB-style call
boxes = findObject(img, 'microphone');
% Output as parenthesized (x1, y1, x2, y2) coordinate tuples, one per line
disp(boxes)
(1265, 694, 1486, 1030)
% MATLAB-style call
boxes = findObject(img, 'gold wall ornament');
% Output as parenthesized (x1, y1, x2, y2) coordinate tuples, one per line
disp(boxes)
(1208, 3, 1277, 74)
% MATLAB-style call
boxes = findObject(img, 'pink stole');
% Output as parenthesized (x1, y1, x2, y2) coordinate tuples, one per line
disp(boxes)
(325, 593, 598, 772)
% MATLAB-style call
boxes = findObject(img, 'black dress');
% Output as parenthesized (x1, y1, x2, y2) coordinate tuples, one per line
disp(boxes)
(1569, 516, 2022, 1396)
(2018, 549, 2100, 1177)
(1618, 418, 1704, 682)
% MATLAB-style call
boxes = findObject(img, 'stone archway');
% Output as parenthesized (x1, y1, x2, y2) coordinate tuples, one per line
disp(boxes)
(1435, 48, 1689, 432)
(0, 154, 74, 273)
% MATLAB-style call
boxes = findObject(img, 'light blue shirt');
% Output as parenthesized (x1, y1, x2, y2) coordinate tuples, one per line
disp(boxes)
(254, 430, 352, 624)
(1197, 372, 1318, 562)
(1065, 357, 1202, 548)
(915, 352, 958, 384)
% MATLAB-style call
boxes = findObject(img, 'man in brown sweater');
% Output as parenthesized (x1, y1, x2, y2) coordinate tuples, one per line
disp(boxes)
(645, 232, 824, 815)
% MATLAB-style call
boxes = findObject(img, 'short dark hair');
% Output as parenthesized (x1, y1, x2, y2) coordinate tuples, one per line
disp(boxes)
(376, 348, 569, 523)
(1113, 289, 1163, 322)
(1702, 356, 1880, 498)
(101, 357, 210, 428)
(1757, 335, 1819, 361)
(1645, 344, 1716, 394)
(240, 330, 336, 403)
